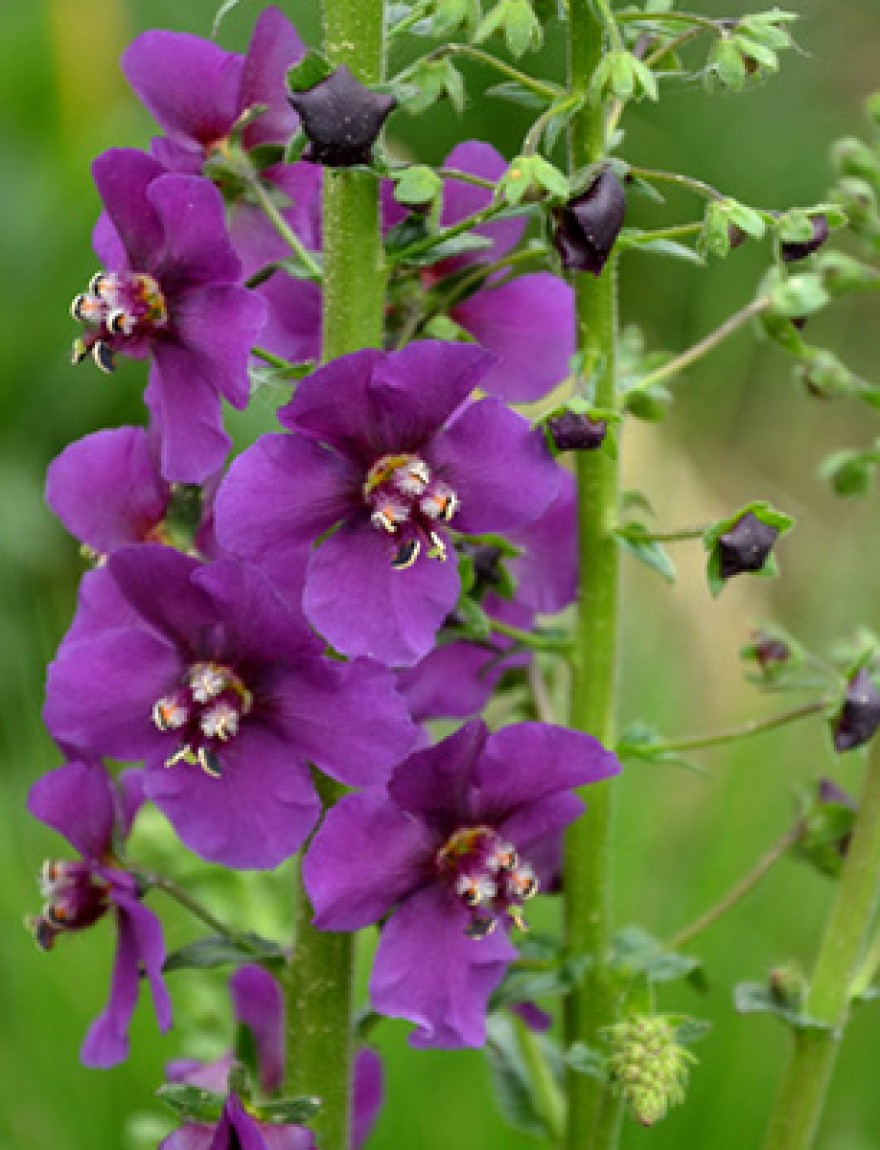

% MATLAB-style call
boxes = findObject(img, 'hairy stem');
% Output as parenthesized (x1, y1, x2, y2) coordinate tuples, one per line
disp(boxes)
(650, 699, 830, 755)
(762, 746, 880, 1150)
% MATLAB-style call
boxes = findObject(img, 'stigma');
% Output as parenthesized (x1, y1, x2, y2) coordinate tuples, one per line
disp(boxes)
(363, 454, 460, 569)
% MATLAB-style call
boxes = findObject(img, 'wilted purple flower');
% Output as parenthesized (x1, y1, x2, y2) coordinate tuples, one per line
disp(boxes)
(304, 720, 620, 1047)
(717, 512, 779, 579)
(833, 668, 880, 752)
(46, 425, 220, 559)
(385, 142, 575, 403)
(215, 341, 562, 667)
(27, 760, 171, 1067)
(552, 168, 626, 275)
(288, 65, 396, 167)
(44, 546, 416, 868)
(122, 7, 304, 174)
(72, 149, 265, 483)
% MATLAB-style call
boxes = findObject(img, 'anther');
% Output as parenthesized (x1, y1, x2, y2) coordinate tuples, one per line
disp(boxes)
(88, 272, 106, 296)
(392, 538, 421, 570)
(92, 341, 116, 374)
(465, 915, 498, 940)
(426, 531, 447, 561)
(71, 338, 89, 365)
(197, 747, 223, 779)
(152, 697, 188, 732)
(107, 308, 130, 336)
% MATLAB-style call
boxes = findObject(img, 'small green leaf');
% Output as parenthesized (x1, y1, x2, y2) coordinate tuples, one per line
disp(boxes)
(619, 232, 704, 266)
(485, 81, 548, 110)
(485, 1015, 555, 1138)
(162, 934, 286, 974)
(286, 50, 332, 94)
(708, 38, 747, 91)
(394, 165, 442, 207)
(252, 1097, 322, 1126)
(564, 1042, 608, 1081)
(612, 524, 677, 584)
(734, 982, 831, 1032)
(157, 1084, 226, 1124)
(818, 443, 880, 498)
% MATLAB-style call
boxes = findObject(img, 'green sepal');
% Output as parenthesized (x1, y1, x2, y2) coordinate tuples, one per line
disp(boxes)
(499, 156, 569, 206)
(707, 37, 747, 91)
(393, 165, 443, 207)
(251, 1097, 323, 1126)
(734, 982, 832, 1032)
(615, 723, 710, 778)
(816, 251, 880, 297)
(475, 0, 543, 58)
(157, 1084, 227, 1124)
(798, 797, 857, 880)
(818, 441, 880, 498)
(612, 524, 677, 584)
(767, 271, 830, 318)
(286, 50, 332, 94)
(591, 50, 658, 104)
(394, 58, 465, 115)
(454, 594, 493, 642)
(162, 933, 287, 974)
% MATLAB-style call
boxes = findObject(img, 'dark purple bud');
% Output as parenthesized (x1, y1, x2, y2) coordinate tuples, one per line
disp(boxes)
(781, 216, 830, 262)
(288, 64, 396, 167)
(547, 411, 608, 452)
(728, 223, 748, 250)
(717, 512, 778, 579)
(751, 630, 791, 674)
(833, 668, 880, 752)
(552, 169, 626, 275)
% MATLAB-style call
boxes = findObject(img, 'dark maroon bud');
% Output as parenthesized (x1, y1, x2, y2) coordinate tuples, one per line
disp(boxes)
(728, 223, 748, 249)
(717, 512, 779, 579)
(753, 631, 791, 672)
(781, 216, 830, 262)
(547, 411, 608, 452)
(470, 544, 505, 591)
(833, 668, 880, 752)
(552, 169, 626, 275)
(288, 64, 396, 168)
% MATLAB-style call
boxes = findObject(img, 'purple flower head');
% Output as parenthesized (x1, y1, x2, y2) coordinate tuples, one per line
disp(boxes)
(384, 142, 575, 403)
(215, 342, 562, 667)
(122, 8, 304, 173)
(27, 760, 171, 1067)
(288, 65, 396, 168)
(72, 148, 266, 483)
(46, 425, 221, 560)
(304, 720, 621, 1047)
(44, 546, 417, 868)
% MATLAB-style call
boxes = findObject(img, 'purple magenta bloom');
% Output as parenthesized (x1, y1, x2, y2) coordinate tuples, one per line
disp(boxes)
(304, 720, 620, 1047)
(44, 546, 417, 869)
(161, 1093, 313, 1150)
(122, 7, 304, 173)
(46, 425, 220, 559)
(72, 148, 265, 483)
(384, 142, 575, 403)
(27, 760, 171, 1067)
(215, 342, 562, 667)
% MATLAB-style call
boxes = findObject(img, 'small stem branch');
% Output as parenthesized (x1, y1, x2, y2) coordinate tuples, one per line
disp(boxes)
(387, 0, 431, 39)
(511, 1014, 566, 1143)
(651, 700, 829, 756)
(396, 42, 561, 100)
(528, 661, 557, 725)
(665, 826, 802, 952)
(248, 177, 323, 280)
(617, 525, 706, 543)
(435, 167, 497, 190)
(628, 164, 724, 202)
(616, 10, 722, 33)
(627, 297, 770, 396)
(607, 29, 705, 136)
(146, 874, 245, 942)
(850, 926, 880, 1001)
(252, 346, 296, 370)
(624, 221, 703, 244)
(762, 745, 880, 1150)
(491, 617, 573, 654)
(390, 203, 506, 263)
(594, 0, 625, 51)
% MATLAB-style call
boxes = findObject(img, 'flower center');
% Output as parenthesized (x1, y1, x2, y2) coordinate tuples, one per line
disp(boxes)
(435, 825, 538, 939)
(363, 453, 460, 570)
(28, 860, 112, 950)
(70, 270, 169, 373)
(152, 660, 253, 778)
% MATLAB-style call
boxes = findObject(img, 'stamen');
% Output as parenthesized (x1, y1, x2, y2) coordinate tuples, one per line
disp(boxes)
(92, 341, 115, 374)
(197, 747, 223, 778)
(465, 915, 498, 940)
(188, 662, 228, 703)
(507, 865, 539, 901)
(392, 538, 421, 570)
(455, 873, 497, 907)
(165, 745, 200, 769)
(70, 338, 89, 365)
(487, 843, 518, 874)
(200, 702, 240, 741)
(426, 531, 447, 561)
(508, 906, 530, 933)
(152, 696, 188, 732)
(88, 271, 106, 295)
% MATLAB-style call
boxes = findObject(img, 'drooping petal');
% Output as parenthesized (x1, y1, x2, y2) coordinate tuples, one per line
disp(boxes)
(370, 884, 517, 1048)
(215, 434, 358, 562)
(429, 397, 561, 534)
(116, 889, 173, 1034)
(303, 517, 460, 667)
(79, 899, 144, 1066)
(451, 272, 575, 403)
(122, 31, 243, 148)
(387, 720, 488, 830)
(230, 965, 285, 1095)
(147, 343, 233, 484)
(91, 149, 167, 270)
(46, 427, 168, 554)
(149, 176, 242, 290)
(239, 7, 305, 149)
(27, 760, 115, 859)
(144, 724, 321, 869)
(304, 791, 434, 930)
(353, 1049, 384, 1150)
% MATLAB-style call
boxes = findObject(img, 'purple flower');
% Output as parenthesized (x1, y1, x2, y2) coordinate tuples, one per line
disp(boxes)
(122, 7, 304, 173)
(44, 546, 417, 868)
(304, 720, 621, 1047)
(27, 760, 171, 1067)
(215, 342, 562, 667)
(161, 1093, 313, 1150)
(385, 142, 575, 403)
(72, 148, 265, 483)
(46, 425, 220, 559)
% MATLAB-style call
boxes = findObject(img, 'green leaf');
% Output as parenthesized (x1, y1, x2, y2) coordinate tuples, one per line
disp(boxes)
(286, 50, 332, 94)
(162, 934, 286, 974)
(564, 1042, 608, 1080)
(455, 595, 493, 642)
(252, 1097, 323, 1126)
(775, 209, 815, 244)
(485, 1015, 555, 1138)
(394, 165, 442, 207)
(157, 1084, 226, 1124)
(618, 232, 704, 266)
(504, 0, 543, 57)
(612, 524, 677, 584)
(675, 1018, 713, 1045)
(485, 81, 548, 110)
(616, 723, 710, 777)
(708, 38, 747, 91)
(770, 273, 830, 317)
(491, 955, 591, 1010)
(734, 982, 831, 1032)
(611, 926, 705, 987)
(818, 443, 880, 498)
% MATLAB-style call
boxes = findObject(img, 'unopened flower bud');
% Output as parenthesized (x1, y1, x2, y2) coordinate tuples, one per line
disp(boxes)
(288, 65, 396, 167)
(781, 216, 830, 262)
(606, 1015, 695, 1128)
(546, 411, 608, 452)
(751, 630, 791, 674)
(833, 668, 880, 752)
(552, 169, 626, 275)
(717, 512, 779, 579)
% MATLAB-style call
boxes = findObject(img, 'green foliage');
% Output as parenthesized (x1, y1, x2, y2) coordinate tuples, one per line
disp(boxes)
(395, 58, 465, 114)
(499, 155, 569, 205)
(476, 0, 543, 58)
(485, 1014, 556, 1138)
(162, 934, 286, 973)
(590, 50, 658, 105)
(157, 1084, 226, 1124)
(286, 50, 332, 93)
(819, 440, 880, 497)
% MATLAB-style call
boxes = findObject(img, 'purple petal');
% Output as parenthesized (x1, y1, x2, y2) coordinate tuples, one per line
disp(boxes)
(117, 890, 173, 1034)
(260, 1122, 316, 1150)
(452, 273, 575, 403)
(144, 724, 321, 869)
(166, 1054, 234, 1095)
(304, 518, 460, 666)
(507, 469, 577, 616)
(225, 1095, 277, 1150)
(149, 175, 242, 289)
(106, 545, 208, 651)
(304, 792, 435, 930)
(429, 397, 561, 534)
(510, 1002, 553, 1033)
(230, 164, 322, 274)
(370, 884, 517, 1048)
(396, 641, 501, 722)
(387, 720, 488, 828)
(46, 427, 168, 553)
(93, 209, 127, 268)
(439, 141, 524, 267)
(255, 274, 323, 365)
(122, 31, 243, 148)
(353, 1049, 384, 1150)
(231, 965, 285, 1094)
(147, 344, 232, 484)
(278, 348, 384, 459)
(117, 768, 147, 838)
(239, 8, 305, 149)
(27, 760, 115, 859)
(160, 1126, 214, 1150)
(91, 149, 166, 270)
(215, 434, 358, 561)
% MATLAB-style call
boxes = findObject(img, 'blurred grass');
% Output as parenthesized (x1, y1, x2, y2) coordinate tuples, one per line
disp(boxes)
(2, 1, 880, 1148)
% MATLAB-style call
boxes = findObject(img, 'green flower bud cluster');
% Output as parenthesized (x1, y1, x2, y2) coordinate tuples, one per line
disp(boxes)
(606, 1015, 696, 1128)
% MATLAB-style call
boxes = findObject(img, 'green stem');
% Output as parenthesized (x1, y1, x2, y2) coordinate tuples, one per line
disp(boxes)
(390, 202, 506, 264)
(564, 2, 623, 1148)
(627, 296, 770, 396)
(594, 0, 625, 51)
(615, 10, 721, 33)
(849, 925, 880, 1001)
(248, 176, 323, 280)
(282, 5, 386, 1149)
(762, 746, 880, 1150)
(396, 42, 561, 101)
(628, 164, 724, 202)
(146, 874, 248, 943)
(650, 699, 829, 755)
(512, 1014, 566, 1142)
(664, 826, 802, 952)
(435, 166, 497, 190)
(622, 221, 703, 244)
(490, 617, 574, 654)
(616, 524, 706, 543)
(252, 346, 297, 370)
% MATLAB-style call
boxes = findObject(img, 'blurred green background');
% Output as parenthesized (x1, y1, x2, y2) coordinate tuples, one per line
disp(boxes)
(3, 1, 880, 1147)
